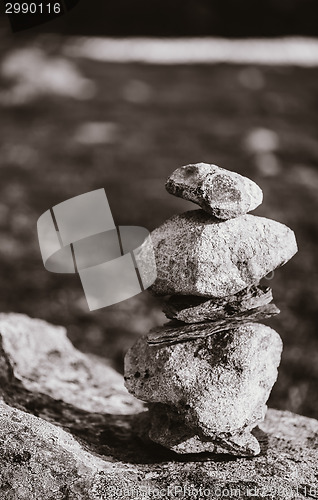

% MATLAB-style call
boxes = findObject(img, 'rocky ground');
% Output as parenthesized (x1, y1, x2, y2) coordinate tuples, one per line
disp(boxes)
(1, 314, 318, 499)
(0, 31, 317, 421)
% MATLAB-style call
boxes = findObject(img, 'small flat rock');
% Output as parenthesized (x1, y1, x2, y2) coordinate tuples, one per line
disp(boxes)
(147, 304, 280, 346)
(0, 400, 131, 500)
(150, 210, 297, 297)
(163, 284, 274, 323)
(165, 163, 263, 219)
(125, 323, 283, 448)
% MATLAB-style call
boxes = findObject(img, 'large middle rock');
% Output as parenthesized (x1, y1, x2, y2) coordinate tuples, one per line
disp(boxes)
(150, 210, 297, 297)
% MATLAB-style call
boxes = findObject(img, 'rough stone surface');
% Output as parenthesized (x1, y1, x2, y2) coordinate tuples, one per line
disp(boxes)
(137, 403, 261, 456)
(0, 313, 142, 414)
(165, 163, 263, 219)
(163, 284, 275, 323)
(125, 323, 282, 441)
(150, 210, 298, 297)
(0, 400, 134, 500)
(1, 314, 317, 499)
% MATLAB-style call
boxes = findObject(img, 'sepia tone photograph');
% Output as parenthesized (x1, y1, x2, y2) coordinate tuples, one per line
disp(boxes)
(0, 1, 317, 498)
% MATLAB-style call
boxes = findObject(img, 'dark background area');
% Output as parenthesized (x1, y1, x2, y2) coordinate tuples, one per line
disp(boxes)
(0, 2, 317, 421)
(57, 0, 318, 37)
(1, 0, 318, 36)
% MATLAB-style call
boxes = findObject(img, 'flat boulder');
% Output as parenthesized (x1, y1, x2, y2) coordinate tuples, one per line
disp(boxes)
(0, 313, 142, 414)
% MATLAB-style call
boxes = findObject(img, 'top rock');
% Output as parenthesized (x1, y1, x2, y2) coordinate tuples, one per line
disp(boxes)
(165, 163, 263, 220)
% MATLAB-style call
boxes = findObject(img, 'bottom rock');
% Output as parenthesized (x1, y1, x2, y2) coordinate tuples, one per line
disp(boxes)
(136, 403, 261, 456)
(125, 322, 283, 455)
(0, 314, 317, 499)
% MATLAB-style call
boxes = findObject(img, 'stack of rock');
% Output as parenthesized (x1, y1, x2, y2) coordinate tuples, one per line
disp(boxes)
(124, 163, 297, 457)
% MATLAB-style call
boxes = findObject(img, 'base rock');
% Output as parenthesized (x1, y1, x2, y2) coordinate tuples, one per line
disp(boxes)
(163, 284, 275, 323)
(124, 323, 282, 440)
(1, 314, 317, 500)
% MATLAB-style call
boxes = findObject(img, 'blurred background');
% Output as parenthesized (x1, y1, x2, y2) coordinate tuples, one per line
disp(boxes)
(0, 1, 317, 420)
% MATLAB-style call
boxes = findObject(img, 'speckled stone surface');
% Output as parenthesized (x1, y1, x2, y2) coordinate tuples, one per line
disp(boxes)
(150, 210, 298, 297)
(124, 322, 283, 455)
(165, 163, 263, 219)
(0, 313, 141, 414)
(135, 403, 261, 456)
(146, 305, 280, 346)
(0, 314, 317, 499)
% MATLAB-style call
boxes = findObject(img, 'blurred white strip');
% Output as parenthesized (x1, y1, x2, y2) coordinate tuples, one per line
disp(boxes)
(64, 37, 318, 66)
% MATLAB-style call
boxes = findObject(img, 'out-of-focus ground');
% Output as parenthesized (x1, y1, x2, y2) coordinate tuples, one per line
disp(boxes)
(0, 30, 317, 420)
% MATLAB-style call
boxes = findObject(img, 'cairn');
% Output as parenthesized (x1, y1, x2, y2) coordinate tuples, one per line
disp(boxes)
(124, 163, 297, 456)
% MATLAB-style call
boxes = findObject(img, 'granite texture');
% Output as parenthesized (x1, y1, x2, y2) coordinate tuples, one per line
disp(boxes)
(125, 322, 283, 454)
(165, 163, 263, 219)
(146, 305, 280, 346)
(0, 314, 317, 499)
(150, 210, 298, 297)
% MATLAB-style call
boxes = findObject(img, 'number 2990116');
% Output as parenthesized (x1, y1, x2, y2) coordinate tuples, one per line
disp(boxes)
(5, 2, 62, 14)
